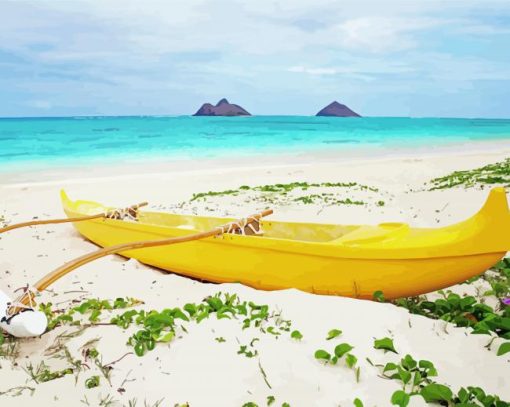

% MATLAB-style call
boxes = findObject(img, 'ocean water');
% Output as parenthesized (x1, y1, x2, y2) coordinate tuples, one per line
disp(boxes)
(1, 116, 510, 171)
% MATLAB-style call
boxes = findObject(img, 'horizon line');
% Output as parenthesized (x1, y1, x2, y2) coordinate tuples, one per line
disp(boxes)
(1, 114, 509, 120)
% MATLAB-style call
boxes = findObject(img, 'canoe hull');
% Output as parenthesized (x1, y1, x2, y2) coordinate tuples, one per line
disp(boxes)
(70, 217, 505, 300)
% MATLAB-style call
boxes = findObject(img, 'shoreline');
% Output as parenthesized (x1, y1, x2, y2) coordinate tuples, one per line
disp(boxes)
(2, 138, 510, 186)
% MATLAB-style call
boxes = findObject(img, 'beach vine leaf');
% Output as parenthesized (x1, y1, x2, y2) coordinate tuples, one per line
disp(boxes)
(290, 330, 303, 340)
(373, 290, 386, 302)
(391, 390, 410, 407)
(334, 343, 354, 358)
(326, 329, 342, 340)
(85, 375, 100, 389)
(374, 337, 398, 353)
(420, 383, 453, 403)
(346, 353, 358, 368)
(314, 349, 331, 362)
(353, 398, 364, 407)
(497, 342, 510, 356)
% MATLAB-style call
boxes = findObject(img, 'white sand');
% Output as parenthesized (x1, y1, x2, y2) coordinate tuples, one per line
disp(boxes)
(0, 145, 509, 406)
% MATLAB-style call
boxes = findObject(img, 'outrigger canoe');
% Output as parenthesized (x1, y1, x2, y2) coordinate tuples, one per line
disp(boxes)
(61, 187, 510, 299)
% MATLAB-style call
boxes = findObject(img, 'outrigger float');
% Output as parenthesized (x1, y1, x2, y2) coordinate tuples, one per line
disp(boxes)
(1, 187, 509, 338)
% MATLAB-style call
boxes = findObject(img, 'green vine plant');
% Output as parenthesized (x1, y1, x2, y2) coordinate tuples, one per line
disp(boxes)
(110, 292, 294, 357)
(38, 296, 143, 331)
(161, 181, 390, 214)
(189, 182, 378, 201)
(373, 259, 510, 357)
(368, 337, 509, 406)
(428, 158, 510, 190)
(2, 291, 298, 403)
(314, 329, 360, 382)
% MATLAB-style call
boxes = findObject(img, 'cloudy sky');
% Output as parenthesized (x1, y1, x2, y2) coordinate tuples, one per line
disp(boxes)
(1, 0, 509, 117)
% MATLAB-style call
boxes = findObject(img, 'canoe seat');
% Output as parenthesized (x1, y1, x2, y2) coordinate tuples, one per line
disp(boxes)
(332, 223, 409, 245)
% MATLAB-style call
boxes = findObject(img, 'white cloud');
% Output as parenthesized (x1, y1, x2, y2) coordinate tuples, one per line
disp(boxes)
(1, 0, 509, 116)
(0, 0, 488, 60)
(287, 65, 375, 82)
(288, 66, 338, 75)
(333, 16, 445, 53)
(26, 100, 52, 109)
(454, 23, 510, 36)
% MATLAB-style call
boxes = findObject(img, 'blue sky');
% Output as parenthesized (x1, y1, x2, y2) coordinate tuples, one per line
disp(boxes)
(1, 0, 509, 118)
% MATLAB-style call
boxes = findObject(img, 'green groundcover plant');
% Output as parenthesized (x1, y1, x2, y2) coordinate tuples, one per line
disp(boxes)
(373, 259, 510, 358)
(429, 158, 510, 190)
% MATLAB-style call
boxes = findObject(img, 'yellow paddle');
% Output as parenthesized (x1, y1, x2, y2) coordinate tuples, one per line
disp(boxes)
(0, 202, 148, 234)
(8, 209, 273, 315)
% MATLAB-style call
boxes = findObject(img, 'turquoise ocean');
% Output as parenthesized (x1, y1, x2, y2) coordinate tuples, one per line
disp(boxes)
(1, 116, 510, 171)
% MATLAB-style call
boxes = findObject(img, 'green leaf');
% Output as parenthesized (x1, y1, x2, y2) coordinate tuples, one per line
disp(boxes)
(314, 349, 331, 362)
(89, 309, 101, 322)
(281, 404, 290, 407)
(353, 398, 364, 407)
(183, 303, 197, 316)
(460, 296, 477, 310)
(326, 329, 342, 340)
(401, 354, 417, 370)
(172, 308, 190, 322)
(85, 375, 100, 389)
(334, 343, 354, 358)
(134, 342, 145, 357)
(391, 390, 410, 407)
(206, 296, 224, 311)
(374, 337, 398, 354)
(418, 359, 434, 369)
(146, 338, 156, 351)
(497, 342, 510, 356)
(420, 384, 453, 403)
(398, 367, 412, 384)
(113, 297, 127, 309)
(266, 396, 275, 406)
(457, 388, 469, 403)
(412, 371, 422, 386)
(196, 311, 210, 323)
(346, 353, 358, 368)
(158, 331, 175, 343)
(290, 330, 303, 340)
(373, 290, 386, 302)
(383, 362, 398, 373)
(74, 302, 91, 314)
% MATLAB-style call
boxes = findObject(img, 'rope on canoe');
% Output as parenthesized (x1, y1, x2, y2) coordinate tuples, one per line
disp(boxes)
(1, 285, 39, 324)
(105, 202, 147, 221)
(221, 216, 264, 236)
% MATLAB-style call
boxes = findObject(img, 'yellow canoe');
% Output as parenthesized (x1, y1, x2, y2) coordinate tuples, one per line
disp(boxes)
(61, 187, 510, 299)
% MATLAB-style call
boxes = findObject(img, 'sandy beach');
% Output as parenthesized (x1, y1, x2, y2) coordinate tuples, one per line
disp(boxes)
(1, 145, 509, 406)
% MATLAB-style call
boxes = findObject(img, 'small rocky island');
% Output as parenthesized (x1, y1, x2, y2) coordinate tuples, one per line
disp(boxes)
(316, 101, 361, 117)
(193, 98, 251, 116)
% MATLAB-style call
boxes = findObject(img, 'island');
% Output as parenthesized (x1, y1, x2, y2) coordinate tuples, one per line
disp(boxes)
(193, 98, 251, 116)
(316, 101, 361, 117)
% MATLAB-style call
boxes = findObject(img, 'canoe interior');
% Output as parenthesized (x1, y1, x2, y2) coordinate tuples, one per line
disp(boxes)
(138, 210, 363, 243)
